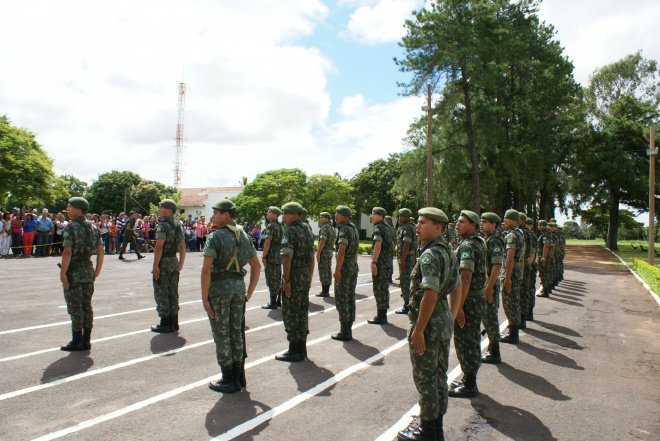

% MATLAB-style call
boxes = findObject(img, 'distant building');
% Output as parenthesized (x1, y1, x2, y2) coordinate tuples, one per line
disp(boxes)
(177, 187, 243, 220)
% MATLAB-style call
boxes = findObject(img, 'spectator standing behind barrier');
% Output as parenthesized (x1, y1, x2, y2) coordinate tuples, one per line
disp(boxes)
(11, 212, 23, 257)
(116, 213, 126, 251)
(1, 212, 11, 257)
(108, 218, 117, 254)
(36, 209, 54, 257)
(22, 213, 36, 256)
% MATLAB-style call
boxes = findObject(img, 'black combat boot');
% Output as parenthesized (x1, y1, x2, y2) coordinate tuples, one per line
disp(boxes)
(300, 338, 307, 360)
(61, 330, 85, 351)
(449, 372, 478, 398)
(481, 341, 501, 364)
(537, 287, 549, 298)
(450, 374, 464, 389)
(316, 285, 330, 297)
(238, 361, 247, 388)
(262, 295, 279, 309)
(519, 319, 527, 329)
(436, 414, 446, 441)
(367, 309, 388, 325)
(82, 328, 92, 350)
(151, 316, 172, 333)
(395, 303, 409, 314)
(331, 321, 352, 341)
(118, 253, 125, 260)
(500, 325, 519, 344)
(137, 253, 144, 260)
(397, 418, 437, 441)
(170, 314, 179, 331)
(527, 311, 534, 321)
(209, 366, 237, 393)
(232, 363, 243, 391)
(275, 341, 302, 362)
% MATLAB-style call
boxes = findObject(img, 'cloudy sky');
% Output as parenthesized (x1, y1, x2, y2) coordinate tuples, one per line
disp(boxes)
(1, 0, 659, 194)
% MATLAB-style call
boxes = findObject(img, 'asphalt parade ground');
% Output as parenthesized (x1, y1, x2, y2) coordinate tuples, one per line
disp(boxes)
(1, 244, 659, 441)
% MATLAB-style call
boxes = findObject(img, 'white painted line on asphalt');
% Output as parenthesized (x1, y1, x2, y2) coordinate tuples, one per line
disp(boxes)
(0, 274, 374, 336)
(604, 246, 660, 309)
(27, 302, 402, 441)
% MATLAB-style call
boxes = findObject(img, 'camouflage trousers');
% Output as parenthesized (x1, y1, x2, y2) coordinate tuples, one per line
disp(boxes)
(265, 263, 281, 300)
(318, 253, 333, 286)
(208, 289, 246, 367)
(502, 278, 523, 326)
(372, 263, 391, 311)
(520, 262, 534, 317)
(335, 260, 358, 323)
(63, 282, 94, 332)
(481, 283, 501, 344)
(408, 309, 453, 421)
(454, 295, 486, 375)
(558, 257, 564, 281)
(119, 232, 138, 254)
(538, 259, 552, 289)
(283, 289, 309, 343)
(398, 257, 416, 305)
(153, 269, 179, 317)
(527, 263, 538, 314)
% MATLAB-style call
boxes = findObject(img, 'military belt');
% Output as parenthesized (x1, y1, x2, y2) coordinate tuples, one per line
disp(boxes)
(407, 297, 449, 321)
(290, 265, 310, 274)
(211, 272, 243, 283)
(163, 251, 177, 258)
(67, 260, 93, 272)
(467, 288, 486, 297)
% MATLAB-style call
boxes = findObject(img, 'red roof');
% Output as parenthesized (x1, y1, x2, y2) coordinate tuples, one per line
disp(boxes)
(178, 187, 243, 207)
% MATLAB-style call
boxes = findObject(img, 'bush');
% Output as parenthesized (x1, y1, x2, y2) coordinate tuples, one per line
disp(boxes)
(358, 244, 372, 255)
(632, 258, 660, 294)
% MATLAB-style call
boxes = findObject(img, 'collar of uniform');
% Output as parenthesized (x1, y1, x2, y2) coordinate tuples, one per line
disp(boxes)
(74, 216, 86, 222)
(421, 235, 446, 252)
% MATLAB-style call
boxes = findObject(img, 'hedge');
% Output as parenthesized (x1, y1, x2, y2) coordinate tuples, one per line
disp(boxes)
(632, 258, 660, 294)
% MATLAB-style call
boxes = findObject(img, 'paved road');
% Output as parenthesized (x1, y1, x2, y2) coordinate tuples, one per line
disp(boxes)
(1, 245, 658, 441)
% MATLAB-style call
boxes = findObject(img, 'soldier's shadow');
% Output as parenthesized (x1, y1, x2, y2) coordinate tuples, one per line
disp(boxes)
(205, 392, 272, 439)
(382, 322, 407, 340)
(41, 352, 94, 384)
(342, 338, 381, 365)
(495, 363, 571, 401)
(150, 333, 187, 354)
(288, 359, 335, 395)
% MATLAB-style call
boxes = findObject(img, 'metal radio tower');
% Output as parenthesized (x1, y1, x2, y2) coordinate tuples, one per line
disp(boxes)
(174, 82, 186, 190)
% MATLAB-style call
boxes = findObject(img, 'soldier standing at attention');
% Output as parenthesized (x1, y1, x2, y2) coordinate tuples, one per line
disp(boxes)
(202, 200, 260, 393)
(396, 208, 417, 314)
(449, 210, 487, 398)
(151, 199, 186, 333)
(398, 208, 462, 441)
(275, 202, 315, 362)
(479, 213, 504, 365)
(385, 215, 396, 283)
(443, 223, 457, 250)
(536, 220, 553, 298)
(517, 212, 532, 329)
(118, 211, 144, 260)
(316, 211, 335, 297)
(261, 207, 283, 310)
(331, 205, 359, 341)
(548, 220, 559, 288)
(500, 210, 524, 344)
(59, 197, 104, 351)
(558, 225, 565, 282)
(368, 207, 395, 325)
(522, 217, 537, 321)
(300, 208, 314, 237)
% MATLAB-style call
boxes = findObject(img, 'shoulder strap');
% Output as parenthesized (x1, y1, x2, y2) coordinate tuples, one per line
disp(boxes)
(221, 224, 243, 272)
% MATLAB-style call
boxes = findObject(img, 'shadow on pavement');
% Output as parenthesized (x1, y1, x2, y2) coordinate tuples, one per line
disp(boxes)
(288, 359, 335, 394)
(523, 328, 584, 350)
(516, 342, 584, 370)
(469, 393, 558, 441)
(343, 338, 381, 364)
(495, 363, 571, 401)
(355, 293, 369, 300)
(382, 322, 408, 340)
(560, 279, 587, 286)
(308, 302, 324, 313)
(547, 296, 583, 308)
(554, 285, 587, 295)
(150, 333, 187, 354)
(531, 320, 582, 338)
(205, 391, 272, 439)
(550, 291, 584, 302)
(266, 309, 282, 321)
(41, 352, 94, 384)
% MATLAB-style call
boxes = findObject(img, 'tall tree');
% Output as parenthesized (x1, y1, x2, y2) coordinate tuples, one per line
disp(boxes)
(87, 170, 142, 214)
(46, 174, 89, 213)
(302, 174, 354, 219)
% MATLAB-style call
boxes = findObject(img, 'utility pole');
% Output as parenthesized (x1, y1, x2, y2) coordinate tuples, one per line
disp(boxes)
(649, 126, 657, 265)
(124, 188, 127, 214)
(423, 84, 433, 206)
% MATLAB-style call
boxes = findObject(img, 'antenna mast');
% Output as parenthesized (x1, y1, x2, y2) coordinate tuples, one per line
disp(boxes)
(174, 82, 186, 190)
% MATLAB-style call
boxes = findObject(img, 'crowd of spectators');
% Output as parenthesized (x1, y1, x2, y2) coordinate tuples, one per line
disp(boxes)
(243, 221, 264, 250)
(0, 206, 220, 258)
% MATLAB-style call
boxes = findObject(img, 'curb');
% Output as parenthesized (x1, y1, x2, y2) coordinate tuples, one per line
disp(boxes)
(602, 245, 660, 310)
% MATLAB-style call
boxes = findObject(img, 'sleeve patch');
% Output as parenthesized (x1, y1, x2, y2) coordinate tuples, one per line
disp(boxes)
(420, 255, 431, 265)
(460, 251, 470, 260)
(493, 246, 501, 253)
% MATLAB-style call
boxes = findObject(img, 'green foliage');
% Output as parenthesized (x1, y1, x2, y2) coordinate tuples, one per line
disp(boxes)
(0, 115, 56, 208)
(302, 174, 354, 219)
(358, 244, 372, 255)
(580, 207, 644, 241)
(46, 174, 89, 213)
(130, 180, 178, 214)
(632, 258, 660, 295)
(86, 171, 175, 215)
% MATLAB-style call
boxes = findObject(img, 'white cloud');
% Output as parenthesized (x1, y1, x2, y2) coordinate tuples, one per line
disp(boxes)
(342, 0, 425, 45)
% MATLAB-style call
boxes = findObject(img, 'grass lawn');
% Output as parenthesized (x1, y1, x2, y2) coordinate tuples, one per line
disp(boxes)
(569, 238, 660, 269)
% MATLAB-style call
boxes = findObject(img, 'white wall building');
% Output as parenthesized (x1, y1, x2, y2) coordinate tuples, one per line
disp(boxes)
(178, 187, 243, 220)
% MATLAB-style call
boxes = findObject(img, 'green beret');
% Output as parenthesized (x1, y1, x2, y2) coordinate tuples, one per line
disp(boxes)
(548, 222, 557, 227)
(550, 218, 557, 223)
(459, 210, 480, 225)
(385, 215, 392, 220)
(448, 223, 454, 227)
(282, 202, 303, 214)
(518, 212, 527, 221)
(301, 208, 308, 216)
(525, 217, 534, 225)
(159, 199, 177, 211)
(320, 211, 331, 219)
(504, 209, 520, 221)
(335, 205, 352, 217)
(398, 208, 412, 217)
(418, 207, 449, 223)
(212, 200, 236, 211)
(481, 212, 501, 224)
(268, 206, 282, 216)
(68, 197, 88, 211)
(372, 207, 386, 216)
(538, 220, 548, 226)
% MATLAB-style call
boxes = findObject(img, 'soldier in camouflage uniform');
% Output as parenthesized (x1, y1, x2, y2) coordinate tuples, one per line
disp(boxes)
(331, 205, 359, 341)
(536, 220, 554, 297)
(443, 223, 457, 250)
(548, 220, 560, 288)
(500, 210, 524, 344)
(396, 208, 417, 314)
(522, 217, 537, 321)
(59, 197, 104, 351)
(385, 215, 396, 283)
(517, 213, 534, 328)
(448, 211, 487, 398)
(479, 213, 504, 365)
(300, 208, 314, 237)
(275, 202, 315, 362)
(558, 226, 565, 282)
(151, 199, 186, 333)
(316, 212, 335, 297)
(202, 200, 260, 393)
(398, 207, 461, 441)
(118, 211, 144, 260)
(261, 207, 283, 309)
(368, 207, 395, 325)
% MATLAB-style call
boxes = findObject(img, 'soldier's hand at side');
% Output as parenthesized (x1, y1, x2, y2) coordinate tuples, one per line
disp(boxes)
(334, 270, 341, 284)
(246, 289, 253, 301)
(94, 269, 101, 280)
(485, 286, 493, 303)
(316, 254, 320, 264)
(60, 274, 69, 290)
(203, 299, 214, 319)
(456, 308, 465, 328)
(152, 266, 160, 280)
(411, 330, 426, 355)
(504, 278, 512, 293)
(283, 283, 291, 298)
(261, 258, 267, 268)
(371, 263, 378, 276)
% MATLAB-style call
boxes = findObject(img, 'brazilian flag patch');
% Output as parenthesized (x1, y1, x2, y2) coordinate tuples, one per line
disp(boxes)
(420, 255, 431, 265)
(493, 246, 501, 253)
(63, 231, 69, 239)
(282, 237, 289, 245)
(461, 251, 470, 259)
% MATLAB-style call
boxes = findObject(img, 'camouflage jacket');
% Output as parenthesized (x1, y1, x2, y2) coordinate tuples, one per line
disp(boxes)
(372, 220, 394, 267)
(336, 220, 359, 258)
(263, 219, 283, 264)
(484, 229, 504, 286)
(281, 219, 314, 291)
(62, 216, 102, 283)
(155, 216, 184, 272)
(301, 218, 314, 237)
(123, 217, 136, 237)
(455, 232, 488, 293)
(318, 222, 335, 256)
(396, 220, 417, 261)
(537, 230, 552, 260)
(203, 222, 257, 295)
(521, 227, 533, 260)
(525, 227, 537, 258)
(501, 227, 524, 281)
